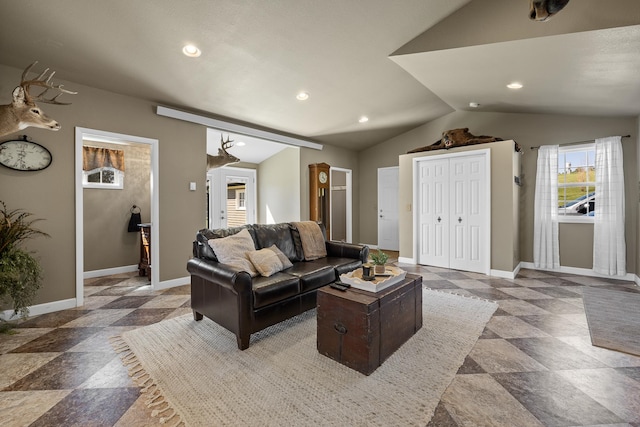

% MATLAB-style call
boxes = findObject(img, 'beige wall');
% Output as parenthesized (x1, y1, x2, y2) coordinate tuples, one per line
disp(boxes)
(399, 140, 519, 273)
(300, 144, 360, 243)
(257, 147, 301, 223)
(0, 63, 206, 305)
(83, 141, 151, 272)
(360, 110, 638, 274)
(0, 63, 356, 309)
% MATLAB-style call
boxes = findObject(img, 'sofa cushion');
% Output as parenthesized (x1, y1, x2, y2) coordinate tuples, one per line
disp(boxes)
(207, 228, 258, 277)
(316, 256, 363, 277)
(268, 244, 293, 269)
(198, 225, 256, 262)
(252, 273, 300, 308)
(252, 223, 301, 262)
(285, 261, 336, 293)
(289, 225, 306, 262)
(247, 248, 284, 278)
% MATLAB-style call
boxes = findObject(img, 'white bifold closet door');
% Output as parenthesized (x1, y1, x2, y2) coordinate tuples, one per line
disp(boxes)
(418, 152, 489, 274)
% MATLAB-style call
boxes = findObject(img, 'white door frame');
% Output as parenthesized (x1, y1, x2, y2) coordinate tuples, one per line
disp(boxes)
(207, 166, 256, 229)
(329, 167, 352, 243)
(75, 127, 159, 306)
(412, 149, 491, 274)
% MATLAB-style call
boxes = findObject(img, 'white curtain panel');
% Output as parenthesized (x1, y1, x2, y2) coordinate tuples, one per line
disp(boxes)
(593, 136, 626, 276)
(533, 145, 560, 269)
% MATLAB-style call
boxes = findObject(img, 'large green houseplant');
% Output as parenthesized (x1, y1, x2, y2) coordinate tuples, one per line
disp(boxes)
(0, 201, 49, 328)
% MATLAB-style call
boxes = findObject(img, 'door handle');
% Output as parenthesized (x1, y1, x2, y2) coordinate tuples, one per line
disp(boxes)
(437, 216, 441, 222)
(458, 217, 462, 223)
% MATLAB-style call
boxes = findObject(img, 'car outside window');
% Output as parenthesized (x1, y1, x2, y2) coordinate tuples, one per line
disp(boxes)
(558, 144, 595, 222)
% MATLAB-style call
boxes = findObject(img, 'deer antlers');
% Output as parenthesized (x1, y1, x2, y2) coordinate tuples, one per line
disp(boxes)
(19, 61, 77, 105)
(206, 134, 240, 169)
(220, 135, 234, 151)
(0, 61, 77, 137)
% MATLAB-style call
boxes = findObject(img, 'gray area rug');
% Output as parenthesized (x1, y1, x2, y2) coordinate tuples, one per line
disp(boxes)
(113, 289, 497, 426)
(583, 286, 640, 357)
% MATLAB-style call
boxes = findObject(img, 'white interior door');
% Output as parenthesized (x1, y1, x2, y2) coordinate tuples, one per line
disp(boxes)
(208, 167, 256, 229)
(449, 155, 486, 272)
(418, 159, 449, 268)
(417, 151, 489, 274)
(377, 167, 399, 251)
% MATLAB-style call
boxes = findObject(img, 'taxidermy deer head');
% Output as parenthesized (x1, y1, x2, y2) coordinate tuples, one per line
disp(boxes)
(207, 135, 240, 169)
(529, 0, 570, 21)
(0, 61, 77, 138)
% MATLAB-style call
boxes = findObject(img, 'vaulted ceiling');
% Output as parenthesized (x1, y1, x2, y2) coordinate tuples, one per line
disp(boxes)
(1, 0, 639, 152)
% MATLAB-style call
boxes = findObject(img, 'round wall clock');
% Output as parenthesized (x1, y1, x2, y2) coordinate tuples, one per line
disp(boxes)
(0, 137, 52, 171)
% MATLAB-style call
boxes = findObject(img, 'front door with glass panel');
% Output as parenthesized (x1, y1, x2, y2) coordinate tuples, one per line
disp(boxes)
(207, 167, 256, 229)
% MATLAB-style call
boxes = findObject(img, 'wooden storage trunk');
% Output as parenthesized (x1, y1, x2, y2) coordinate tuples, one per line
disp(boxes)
(317, 274, 422, 375)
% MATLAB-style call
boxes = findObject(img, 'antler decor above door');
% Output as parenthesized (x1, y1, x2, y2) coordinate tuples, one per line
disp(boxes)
(207, 134, 240, 169)
(0, 61, 77, 138)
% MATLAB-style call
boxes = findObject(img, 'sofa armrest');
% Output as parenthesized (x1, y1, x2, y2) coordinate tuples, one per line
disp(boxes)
(325, 241, 369, 263)
(186, 258, 252, 294)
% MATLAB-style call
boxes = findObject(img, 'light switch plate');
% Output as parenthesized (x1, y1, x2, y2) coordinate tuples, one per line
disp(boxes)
(189, 182, 196, 191)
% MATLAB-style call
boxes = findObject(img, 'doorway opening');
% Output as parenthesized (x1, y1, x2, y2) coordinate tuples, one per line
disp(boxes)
(75, 127, 159, 307)
(207, 167, 256, 229)
(329, 167, 352, 243)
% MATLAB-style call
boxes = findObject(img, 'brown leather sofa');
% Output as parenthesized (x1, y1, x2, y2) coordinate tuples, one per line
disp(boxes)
(187, 222, 369, 349)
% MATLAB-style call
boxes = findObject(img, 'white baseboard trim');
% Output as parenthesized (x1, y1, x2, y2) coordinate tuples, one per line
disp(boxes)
(84, 264, 138, 279)
(491, 263, 522, 280)
(520, 262, 636, 282)
(155, 276, 190, 291)
(395, 258, 519, 279)
(1, 275, 190, 321)
(2, 298, 77, 321)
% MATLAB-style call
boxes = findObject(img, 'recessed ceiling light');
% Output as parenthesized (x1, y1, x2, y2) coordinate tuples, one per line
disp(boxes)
(236, 141, 246, 147)
(296, 92, 309, 101)
(358, 116, 369, 123)
(469, 102, 480, 108)
(182, 44, 201, 57)
(507, 82, 523, 89)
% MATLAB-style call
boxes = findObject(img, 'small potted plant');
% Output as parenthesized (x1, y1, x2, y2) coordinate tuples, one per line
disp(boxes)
(0, 201, 49, 332)
(370, 249, 389, 275)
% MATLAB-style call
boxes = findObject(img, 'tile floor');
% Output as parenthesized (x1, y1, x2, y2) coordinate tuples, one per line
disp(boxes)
(1, 267, 639, 426)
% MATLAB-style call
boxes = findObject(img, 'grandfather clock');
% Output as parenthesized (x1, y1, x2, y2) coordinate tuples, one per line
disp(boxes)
(309, 162, 330, 237)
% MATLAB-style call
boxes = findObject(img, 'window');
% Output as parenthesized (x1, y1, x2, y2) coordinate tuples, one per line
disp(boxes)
(236, 189, 246, 210)
(82, 146, 125, 189)
(83, 167, 124, 189)
(557, 144, 595, 221)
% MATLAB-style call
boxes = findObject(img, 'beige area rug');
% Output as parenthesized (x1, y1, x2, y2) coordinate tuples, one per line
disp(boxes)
(583, 286, 640, 357)
(113, 289, 497, 426)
